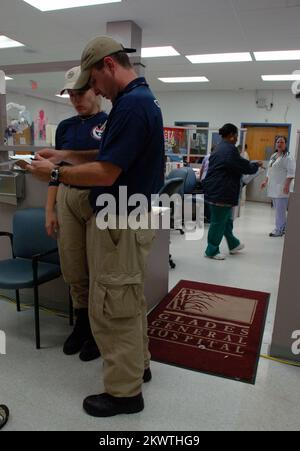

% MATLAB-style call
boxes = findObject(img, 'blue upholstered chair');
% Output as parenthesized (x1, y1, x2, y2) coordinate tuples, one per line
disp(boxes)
(166, 167, 204, 233)
(167, 167, 197, 195)
(0, 208, 62, 349)
(154, 178, 184, 269)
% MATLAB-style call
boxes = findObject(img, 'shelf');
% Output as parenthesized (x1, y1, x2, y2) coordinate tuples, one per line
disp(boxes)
(0, 145, 53, 153)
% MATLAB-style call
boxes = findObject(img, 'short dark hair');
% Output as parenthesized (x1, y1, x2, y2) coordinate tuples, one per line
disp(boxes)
(93, 51, 133, 71)
(219, 123, 238, 138)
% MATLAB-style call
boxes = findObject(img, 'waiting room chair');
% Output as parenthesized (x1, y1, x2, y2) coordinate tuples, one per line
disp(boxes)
(154, 177, 184, 269)
(167, 167, 204, 232)
(167, 166, 197, 195)
(0, 208, 62, 349)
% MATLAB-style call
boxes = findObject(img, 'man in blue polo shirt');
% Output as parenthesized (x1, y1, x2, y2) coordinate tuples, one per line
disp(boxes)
(28, 36, 165, 418)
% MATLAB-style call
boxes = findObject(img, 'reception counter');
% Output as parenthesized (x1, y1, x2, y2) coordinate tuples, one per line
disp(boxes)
(0, 153, 170, 314)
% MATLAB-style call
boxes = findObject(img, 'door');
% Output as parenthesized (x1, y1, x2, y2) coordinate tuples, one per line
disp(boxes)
(245, 125, 289, 161)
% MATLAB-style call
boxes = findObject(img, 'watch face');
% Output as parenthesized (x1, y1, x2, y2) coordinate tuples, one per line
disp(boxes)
(51, 169, 59, 181)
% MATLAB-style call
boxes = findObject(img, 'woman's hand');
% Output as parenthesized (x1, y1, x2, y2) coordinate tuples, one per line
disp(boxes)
(261, 180, 268, 190)
(283, 183, 290, 195)
(46, 210, 59, 238)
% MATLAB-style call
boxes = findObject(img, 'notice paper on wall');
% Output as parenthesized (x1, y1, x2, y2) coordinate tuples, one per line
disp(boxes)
(0, 71, 6, 95)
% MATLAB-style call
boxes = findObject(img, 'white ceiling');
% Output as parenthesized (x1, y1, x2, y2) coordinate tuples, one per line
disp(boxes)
(1, 0, 300, 101)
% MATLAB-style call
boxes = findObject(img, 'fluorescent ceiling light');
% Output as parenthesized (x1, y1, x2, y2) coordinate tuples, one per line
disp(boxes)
(254, 50, 300, 61)
(0, 36, 24, 49)
(5, 76, 13, 81)
(262, 74, 300, 81)
(22, 0, 121, 11)
(159, 77, 209, 83)
(142, 47, 180, 58)
(186, 53, 252, 64)
(56, 93, 70, 98)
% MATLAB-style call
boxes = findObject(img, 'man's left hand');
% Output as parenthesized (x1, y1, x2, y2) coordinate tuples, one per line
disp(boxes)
(26, 154, 55, 182)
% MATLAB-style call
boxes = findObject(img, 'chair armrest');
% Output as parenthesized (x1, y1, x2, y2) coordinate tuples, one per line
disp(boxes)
(0, 232, 13, 239)
(31, 248, 60, 284)
(0, 232, 14, 257)
(31, 248, 59, 262)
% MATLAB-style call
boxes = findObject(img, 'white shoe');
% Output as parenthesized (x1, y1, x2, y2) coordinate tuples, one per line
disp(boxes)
(230, 243, 245, 255)
(206, 253, 226, 260)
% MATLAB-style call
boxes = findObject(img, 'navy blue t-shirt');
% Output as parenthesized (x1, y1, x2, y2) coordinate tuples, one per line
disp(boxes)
(49, 111, 107, 187)
(89, 78, 165, 213)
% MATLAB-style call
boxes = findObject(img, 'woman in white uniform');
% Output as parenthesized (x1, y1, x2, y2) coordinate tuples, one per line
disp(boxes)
(261, 136, 295, 237)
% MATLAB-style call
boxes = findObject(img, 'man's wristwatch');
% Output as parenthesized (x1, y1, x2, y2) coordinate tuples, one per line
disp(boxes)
(50, 167, 60, 183)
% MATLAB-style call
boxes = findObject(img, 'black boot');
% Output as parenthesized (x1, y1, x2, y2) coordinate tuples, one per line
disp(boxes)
(143, 368, 152, 383)
(79, 336, 101, 362)
(83, 393, 144, 417)
(63, 309, 91, 355)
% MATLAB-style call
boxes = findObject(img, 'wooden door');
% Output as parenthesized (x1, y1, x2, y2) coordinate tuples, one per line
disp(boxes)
(245, 126, 289, 161)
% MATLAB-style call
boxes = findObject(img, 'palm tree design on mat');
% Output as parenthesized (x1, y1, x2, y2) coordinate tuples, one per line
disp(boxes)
(168, 289, 226, 315)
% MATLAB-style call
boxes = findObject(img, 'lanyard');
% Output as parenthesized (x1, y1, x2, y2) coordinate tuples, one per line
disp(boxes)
(115, 78, 148, 102)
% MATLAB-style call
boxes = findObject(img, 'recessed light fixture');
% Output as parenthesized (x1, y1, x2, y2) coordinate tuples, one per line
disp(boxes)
(158, 77, 209, 83)
(56, 93, 70, 98)
(0, 36, 24, 49)
(255, 50, 300, 61)
(186, 53, 252, 64)
(22, 0, 121, 11)
(5, 76, 13, 81)
(142, 47, 180, 58)
(262, 74, 300, 81)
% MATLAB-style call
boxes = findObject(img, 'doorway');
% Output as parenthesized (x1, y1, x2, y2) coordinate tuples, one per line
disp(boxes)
(241, 123, 291, 161)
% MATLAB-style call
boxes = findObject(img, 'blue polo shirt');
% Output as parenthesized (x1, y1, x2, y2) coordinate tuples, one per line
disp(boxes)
(89, 78, 165, 213)
(49, 111, 107, 187)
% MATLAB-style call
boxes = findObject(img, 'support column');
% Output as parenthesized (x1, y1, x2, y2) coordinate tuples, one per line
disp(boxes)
(270, 130, 300, 361)
(106, 21, 145, 76)
(0, 71, 8, 164)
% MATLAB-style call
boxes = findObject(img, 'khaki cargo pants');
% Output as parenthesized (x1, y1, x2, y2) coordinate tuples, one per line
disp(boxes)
(87, 215, 156, 398)
(56, 184, 93, 310)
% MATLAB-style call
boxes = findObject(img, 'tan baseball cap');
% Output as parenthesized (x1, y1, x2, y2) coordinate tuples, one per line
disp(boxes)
(73, 36, 136, 90)
(60, 66, 83, 95)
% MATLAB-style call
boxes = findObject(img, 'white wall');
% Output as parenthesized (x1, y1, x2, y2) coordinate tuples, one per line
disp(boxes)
(156, 89, 299, 157)
(6, 88, 300, 155)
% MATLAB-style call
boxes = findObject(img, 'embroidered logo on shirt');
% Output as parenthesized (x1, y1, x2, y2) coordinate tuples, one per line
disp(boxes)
(91, 121, 107, 141)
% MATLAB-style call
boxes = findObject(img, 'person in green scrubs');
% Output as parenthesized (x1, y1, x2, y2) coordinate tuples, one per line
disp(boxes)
(203, 124, 262, 260)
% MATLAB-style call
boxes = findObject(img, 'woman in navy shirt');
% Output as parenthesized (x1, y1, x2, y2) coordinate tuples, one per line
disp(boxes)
(46, 66, 107, 360)
(203, 124, 262, 260)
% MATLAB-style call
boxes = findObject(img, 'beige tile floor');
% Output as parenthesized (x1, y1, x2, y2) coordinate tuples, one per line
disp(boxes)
(1, 202, 299, 431)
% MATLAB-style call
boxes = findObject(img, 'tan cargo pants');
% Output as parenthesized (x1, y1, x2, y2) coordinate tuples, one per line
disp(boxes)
(56, 184, 93, 310)
(87, 215, 156, 398)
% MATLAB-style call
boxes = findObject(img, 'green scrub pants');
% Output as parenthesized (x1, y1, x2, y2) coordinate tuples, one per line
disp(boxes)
(205, 204, 240, 257)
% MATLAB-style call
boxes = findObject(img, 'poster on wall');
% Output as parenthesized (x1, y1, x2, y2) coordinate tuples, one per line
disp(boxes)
(164, 127, 188, 160)
(34, 109, 48, 144)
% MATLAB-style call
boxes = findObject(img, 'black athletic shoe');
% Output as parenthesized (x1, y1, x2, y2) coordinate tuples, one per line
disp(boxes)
(143, 368, 152, 383)
(83, 393, 144, 417)
(79, 338, 101, 362)
(63, 309, 91, 355)
(0, 405, 9, 430)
